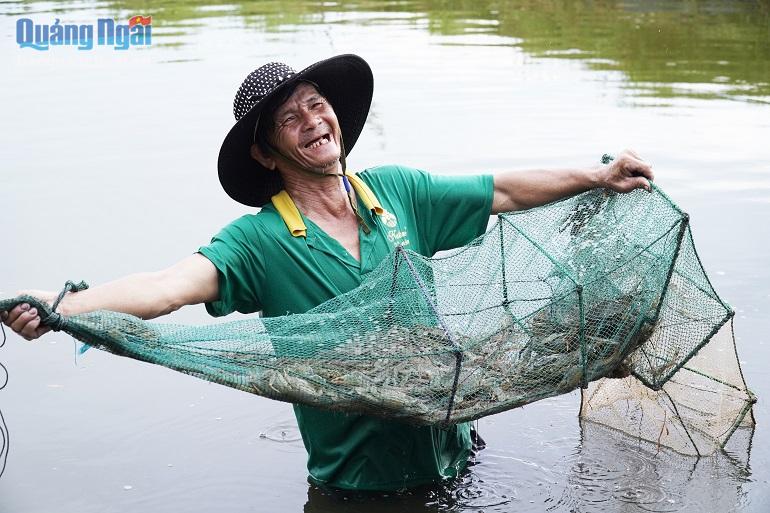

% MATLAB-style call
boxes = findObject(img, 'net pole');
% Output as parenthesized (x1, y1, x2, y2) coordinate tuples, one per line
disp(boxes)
(395, 246, 463, 424)
(720, 318, 758, 446)
(635, 214, 690, 390)
(498, 217, 511, 310)
(387, 250, 401, 324)
(496, 216, 531, 335)
(661, 386, 702, 458)
(649, 213, 690, 327)
(577, 284, 588, 388)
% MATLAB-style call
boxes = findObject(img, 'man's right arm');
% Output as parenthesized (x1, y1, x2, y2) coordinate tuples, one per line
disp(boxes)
(0, 253, 219, 341)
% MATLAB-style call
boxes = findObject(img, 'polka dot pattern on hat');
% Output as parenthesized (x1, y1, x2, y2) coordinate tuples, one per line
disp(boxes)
(233, 62, 297, 121)
(219, 55, 373, 207)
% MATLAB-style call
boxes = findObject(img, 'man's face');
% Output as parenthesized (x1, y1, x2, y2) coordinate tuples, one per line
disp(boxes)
(269, 82, 342, 174)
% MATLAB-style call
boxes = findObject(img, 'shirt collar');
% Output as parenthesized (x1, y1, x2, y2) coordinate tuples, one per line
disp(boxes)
(271, 171, 384, 238)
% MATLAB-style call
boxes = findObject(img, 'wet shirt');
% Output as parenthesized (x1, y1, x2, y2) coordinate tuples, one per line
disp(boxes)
(198, 164, 494, 490)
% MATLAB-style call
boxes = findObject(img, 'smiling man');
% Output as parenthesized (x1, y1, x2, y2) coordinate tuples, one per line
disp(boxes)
(1, 54, 653, 491)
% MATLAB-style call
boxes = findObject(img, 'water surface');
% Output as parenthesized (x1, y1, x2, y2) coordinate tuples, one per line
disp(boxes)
(1, 1, 769, 511)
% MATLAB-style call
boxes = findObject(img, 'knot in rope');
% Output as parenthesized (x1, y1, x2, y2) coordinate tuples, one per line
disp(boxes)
(47, 280, 89, 332)
(42, 312, 67, 331)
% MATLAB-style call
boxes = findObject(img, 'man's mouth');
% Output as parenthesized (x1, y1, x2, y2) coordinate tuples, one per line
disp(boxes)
(305, 133, 331, 149)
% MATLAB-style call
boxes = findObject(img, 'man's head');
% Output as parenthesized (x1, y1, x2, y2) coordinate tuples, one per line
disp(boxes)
(217, 55, 373, 207)
(250, 82, 343, 177)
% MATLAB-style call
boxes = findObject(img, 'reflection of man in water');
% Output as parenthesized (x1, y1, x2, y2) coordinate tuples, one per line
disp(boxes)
(1, 55, 653, 491)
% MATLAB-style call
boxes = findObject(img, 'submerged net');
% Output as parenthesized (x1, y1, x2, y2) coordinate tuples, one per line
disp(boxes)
(580, 314, 756, 456)
(0, 181, 755, 454)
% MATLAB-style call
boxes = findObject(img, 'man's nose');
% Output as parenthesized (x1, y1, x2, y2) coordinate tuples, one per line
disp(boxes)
(299, 109, 322, 130)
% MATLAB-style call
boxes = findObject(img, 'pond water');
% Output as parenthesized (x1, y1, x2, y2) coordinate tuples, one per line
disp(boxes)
(1, 1, 769, 511)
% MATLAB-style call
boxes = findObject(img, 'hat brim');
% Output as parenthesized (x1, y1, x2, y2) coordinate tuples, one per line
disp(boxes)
(217, 54, 373, 207)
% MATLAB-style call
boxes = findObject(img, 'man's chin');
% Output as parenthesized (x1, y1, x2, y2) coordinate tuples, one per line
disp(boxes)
(279, 154, 341, 176)
(312, 158, 342, 175)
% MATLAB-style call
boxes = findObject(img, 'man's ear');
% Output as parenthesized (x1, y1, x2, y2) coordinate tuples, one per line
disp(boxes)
(250, 143, 276, 170)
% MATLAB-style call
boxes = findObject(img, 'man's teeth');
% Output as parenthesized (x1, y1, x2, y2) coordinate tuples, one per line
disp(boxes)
(307, 136, 329, 149)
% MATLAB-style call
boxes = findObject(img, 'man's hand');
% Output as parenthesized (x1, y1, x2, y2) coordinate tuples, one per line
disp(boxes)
(597, 149, 654, 193)
(0, 290, 57, 341)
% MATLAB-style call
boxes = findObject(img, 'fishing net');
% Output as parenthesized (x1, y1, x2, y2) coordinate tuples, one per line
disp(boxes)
(0, 178, 755, 455)
(580, 319, 756, 456)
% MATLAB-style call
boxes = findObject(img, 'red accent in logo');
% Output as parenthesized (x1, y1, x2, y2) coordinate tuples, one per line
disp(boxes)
(128, 15, 152, 28)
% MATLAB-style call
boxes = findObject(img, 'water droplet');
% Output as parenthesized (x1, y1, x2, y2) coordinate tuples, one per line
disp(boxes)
(123, 485, 133, 491)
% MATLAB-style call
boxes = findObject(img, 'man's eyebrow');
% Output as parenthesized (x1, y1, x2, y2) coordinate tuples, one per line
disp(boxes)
(275, 94, 324, 119)
(275, 102, 298, 119)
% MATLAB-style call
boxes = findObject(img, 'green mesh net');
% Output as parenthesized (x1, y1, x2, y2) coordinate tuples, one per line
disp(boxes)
(0, 182, 755, 455)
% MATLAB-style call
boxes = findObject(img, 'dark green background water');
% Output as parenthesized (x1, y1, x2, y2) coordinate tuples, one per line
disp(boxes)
(1, 1, 769, 511)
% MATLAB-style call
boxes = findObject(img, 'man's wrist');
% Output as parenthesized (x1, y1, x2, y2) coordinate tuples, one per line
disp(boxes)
(57, 292, 77, 316)
(584, 165, 605, 189)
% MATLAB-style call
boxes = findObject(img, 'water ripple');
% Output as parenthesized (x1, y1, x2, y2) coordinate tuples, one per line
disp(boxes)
(258, 420, 303, 443)
(443, 460, 518, 510)
(552, 448, 689, 512)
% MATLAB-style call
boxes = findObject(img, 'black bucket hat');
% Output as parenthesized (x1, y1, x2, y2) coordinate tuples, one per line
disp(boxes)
(217, 54, 373, 207)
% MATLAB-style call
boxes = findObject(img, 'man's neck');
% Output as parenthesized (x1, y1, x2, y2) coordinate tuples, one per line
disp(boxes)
(278, 162, 362, 262)
(280, 163, 353, 220)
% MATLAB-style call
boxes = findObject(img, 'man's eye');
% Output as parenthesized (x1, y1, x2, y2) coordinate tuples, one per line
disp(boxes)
(280, 115, 296, 126)
(311, 102, 324, 109)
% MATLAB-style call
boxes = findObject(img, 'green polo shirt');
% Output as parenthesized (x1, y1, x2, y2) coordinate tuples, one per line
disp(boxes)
(198, 164, 494, 490)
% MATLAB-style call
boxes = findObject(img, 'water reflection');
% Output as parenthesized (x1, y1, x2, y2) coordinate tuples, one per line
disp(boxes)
(301, 430, 522, 512)
(1, 0, 768, 512)
(5, 0, 769, 103)
(300, 419, 756, 512)
(552, 421, 755, 512)
(302, 462, 518, 513)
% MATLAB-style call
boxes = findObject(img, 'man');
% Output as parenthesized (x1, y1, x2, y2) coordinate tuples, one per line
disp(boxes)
(1, 54, 653, 491)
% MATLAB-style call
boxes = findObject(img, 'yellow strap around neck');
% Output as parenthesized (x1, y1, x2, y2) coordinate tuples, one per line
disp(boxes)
(346, 173, 384, 215)
(271, 190, 307, 237)
(271, 172, 384, 238)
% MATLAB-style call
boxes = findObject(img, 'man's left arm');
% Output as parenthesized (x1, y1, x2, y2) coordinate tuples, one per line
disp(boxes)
(491, 149, 654, 214)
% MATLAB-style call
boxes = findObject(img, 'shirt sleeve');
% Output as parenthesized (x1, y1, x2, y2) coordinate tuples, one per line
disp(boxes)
(398, 165, 494, 255)
(197, 216, 265, 317)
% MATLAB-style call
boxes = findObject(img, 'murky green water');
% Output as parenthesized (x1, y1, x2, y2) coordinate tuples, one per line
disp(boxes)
(1, 1, 769, 511)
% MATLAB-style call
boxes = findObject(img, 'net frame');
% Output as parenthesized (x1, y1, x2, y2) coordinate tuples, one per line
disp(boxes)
(0, 183, 755, 454)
